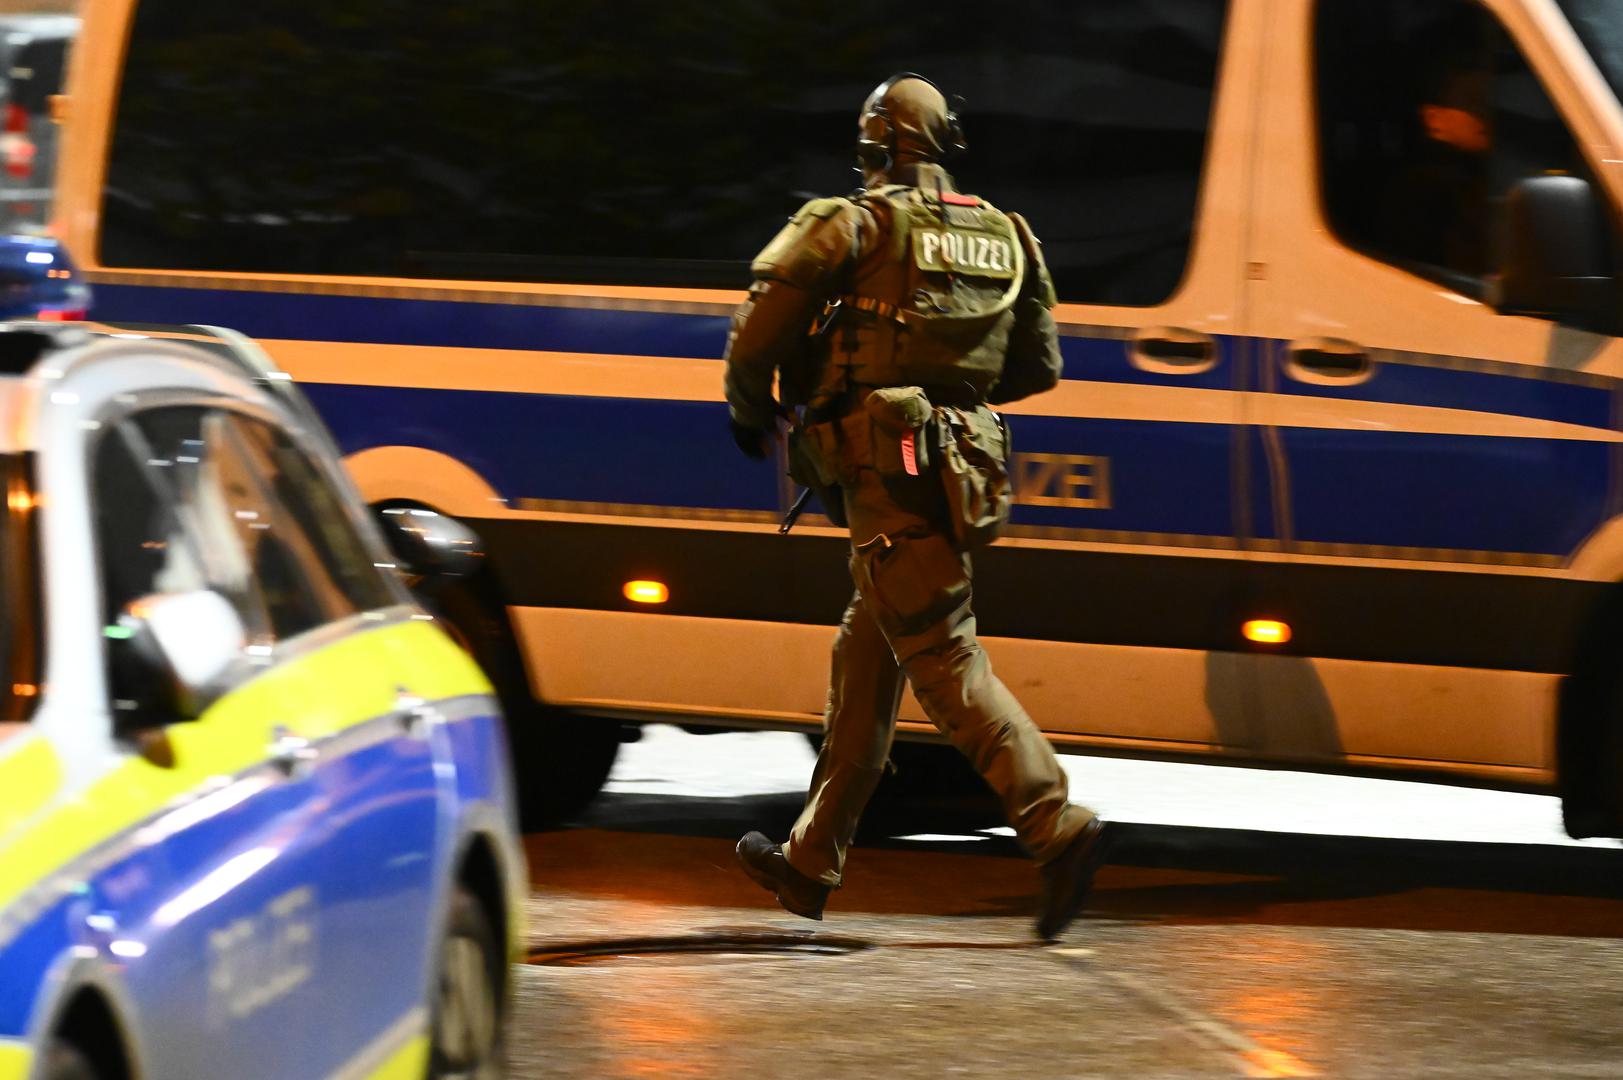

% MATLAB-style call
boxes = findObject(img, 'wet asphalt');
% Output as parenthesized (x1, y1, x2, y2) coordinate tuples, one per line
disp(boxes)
(507, 728, 1623, 1079)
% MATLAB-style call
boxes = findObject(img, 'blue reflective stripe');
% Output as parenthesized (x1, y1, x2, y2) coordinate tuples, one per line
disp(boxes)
(303, 383, 780, 514)
(1004, 414, 1234, 538)
(1272, 354, 1614, 430)
(0, 893, 73, 1037)
(1282, 429, 1610, 555)
(91, 284, 731, 360)
(1058, 333, 1239, 391)
(91, 284, 1619, 430)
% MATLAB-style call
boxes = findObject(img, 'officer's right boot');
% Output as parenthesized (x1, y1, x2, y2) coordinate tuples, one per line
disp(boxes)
(736, 832, 831, 921)
(1034, 818, 1110, 941)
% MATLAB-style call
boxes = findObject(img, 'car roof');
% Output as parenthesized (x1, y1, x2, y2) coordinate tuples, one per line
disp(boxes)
(0, 321, 305, 453)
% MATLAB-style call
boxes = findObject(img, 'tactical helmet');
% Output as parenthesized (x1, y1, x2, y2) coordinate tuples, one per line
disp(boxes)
(856, 73, 967, 172)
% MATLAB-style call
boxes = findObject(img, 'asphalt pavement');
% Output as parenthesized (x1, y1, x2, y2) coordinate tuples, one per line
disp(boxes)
(510, 727, 1623, 1079)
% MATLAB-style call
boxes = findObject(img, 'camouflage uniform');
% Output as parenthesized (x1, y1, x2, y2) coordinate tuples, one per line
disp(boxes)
(725, 77, 1097, 894)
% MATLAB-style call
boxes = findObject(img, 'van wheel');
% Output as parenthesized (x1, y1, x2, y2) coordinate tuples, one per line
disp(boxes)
(422, 569, 619, 830)
(806, 735, 1003, 836)
(1600, 668, 1623, 834)
(41, 1040, 100, 1080)
(429, 885, 504, 1080)
(866, 743, 1004, 837)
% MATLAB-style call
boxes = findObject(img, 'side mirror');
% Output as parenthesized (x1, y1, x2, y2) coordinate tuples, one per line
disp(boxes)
(109, 590, 246, 729)
(1493, 175, 1615, 329)
(376, 507, 484, 578)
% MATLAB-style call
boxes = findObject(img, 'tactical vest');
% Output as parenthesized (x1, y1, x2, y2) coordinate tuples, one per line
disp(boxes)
(816, 184, 1028, 410)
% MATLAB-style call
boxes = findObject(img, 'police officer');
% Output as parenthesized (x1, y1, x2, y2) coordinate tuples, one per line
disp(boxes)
(724, 73, 1108, 940)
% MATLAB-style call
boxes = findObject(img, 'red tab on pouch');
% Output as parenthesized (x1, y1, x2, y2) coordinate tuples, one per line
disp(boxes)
(901, 431, 919, 475)
(940, 191, 980, 206)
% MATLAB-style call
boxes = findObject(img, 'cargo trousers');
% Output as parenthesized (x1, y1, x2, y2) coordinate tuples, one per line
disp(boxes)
(781, 465, 1095, 887)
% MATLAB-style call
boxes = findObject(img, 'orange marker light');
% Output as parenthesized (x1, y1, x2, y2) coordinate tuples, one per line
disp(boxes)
(1243, 619, 1292, 645)
(623, 580, 669, 604)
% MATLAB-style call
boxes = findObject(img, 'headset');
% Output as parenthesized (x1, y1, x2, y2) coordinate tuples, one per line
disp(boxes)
(856, 71, 968, 169)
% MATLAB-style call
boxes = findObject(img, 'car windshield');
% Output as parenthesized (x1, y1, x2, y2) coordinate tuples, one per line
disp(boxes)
(1557, 1, 1623, 109)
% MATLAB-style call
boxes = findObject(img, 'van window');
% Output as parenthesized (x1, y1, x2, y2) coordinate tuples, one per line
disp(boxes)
(101, 0, 1228, 307)
(1315, 0, 1603, 303)
(1556, 1, 1623, 112)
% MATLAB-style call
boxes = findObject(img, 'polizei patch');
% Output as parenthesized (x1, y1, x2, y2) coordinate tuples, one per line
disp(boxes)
(913, 227, 1018, 279)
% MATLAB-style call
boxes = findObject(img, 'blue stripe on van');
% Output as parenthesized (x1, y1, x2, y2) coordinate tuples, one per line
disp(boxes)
(1058, 333, 1239, 390)
(1282, 428, 1609, 555)
(303, 381, 1243, 539)
(1005, 413, 1235, 538)
(1271, 356, 1614, 430)
(89, 283, 1619, 430)
(91, 283, 733, 359)
(303, 383, 782, 513)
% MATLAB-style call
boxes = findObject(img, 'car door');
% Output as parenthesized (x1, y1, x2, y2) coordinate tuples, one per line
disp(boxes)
(204, 406, 449, 1062)
(137, 402, 446, 1070)
(1241, 0, 1623, 769)
(86, 406, 336, 1080)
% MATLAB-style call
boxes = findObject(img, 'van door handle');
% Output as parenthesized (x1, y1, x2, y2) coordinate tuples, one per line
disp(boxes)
(1130, 327, 1217, 372)
(1286, 337, 1372, 384)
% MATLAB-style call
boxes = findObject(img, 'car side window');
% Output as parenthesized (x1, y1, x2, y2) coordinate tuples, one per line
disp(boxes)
(92, 422, 212, 630)
(223, 413, 396, 617)
(134, 406, 393, 644)
(1316, 0, 1608, 302)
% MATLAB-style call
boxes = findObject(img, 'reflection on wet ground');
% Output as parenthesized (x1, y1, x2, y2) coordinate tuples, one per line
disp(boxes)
(509, 729, 1623, 1079)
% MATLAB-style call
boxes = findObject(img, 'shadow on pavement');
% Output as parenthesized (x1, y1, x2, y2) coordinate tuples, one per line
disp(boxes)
(527, 790, 1623, 938)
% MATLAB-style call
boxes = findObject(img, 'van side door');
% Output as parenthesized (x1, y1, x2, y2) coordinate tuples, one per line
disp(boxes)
(1242, 0, 1623, 772)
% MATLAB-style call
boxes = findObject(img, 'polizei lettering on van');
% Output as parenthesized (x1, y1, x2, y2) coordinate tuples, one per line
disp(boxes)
(914, 229, 1018, 279)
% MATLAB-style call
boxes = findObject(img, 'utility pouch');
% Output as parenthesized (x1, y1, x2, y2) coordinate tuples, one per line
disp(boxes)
(787, 424, 848, 528)
(863, 386, 933, 477)
(938, 406, 1013, 549)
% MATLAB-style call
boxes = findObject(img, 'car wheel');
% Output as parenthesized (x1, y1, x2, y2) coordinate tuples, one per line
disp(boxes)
(422, 567, 620, 829)
(41, 1040, 100, 1080)
(429, 886, 505, 1080)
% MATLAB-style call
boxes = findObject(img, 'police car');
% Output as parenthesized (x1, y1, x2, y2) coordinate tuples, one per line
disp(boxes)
(0, 324, 524, 1080)
(0, 237, 86, 321)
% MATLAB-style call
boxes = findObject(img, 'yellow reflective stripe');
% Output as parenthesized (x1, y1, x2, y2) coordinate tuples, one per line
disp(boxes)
(0, 735, 63, 849)
(0, 1041, 30, 1080)
(383, 620, 493, 704)
(0, 658, 290, 915)
(361, 1034, 429, 1080)
(0, 619, 491, 917)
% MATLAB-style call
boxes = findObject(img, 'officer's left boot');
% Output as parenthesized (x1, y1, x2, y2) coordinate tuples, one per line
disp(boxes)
(736, 832, 831, 920)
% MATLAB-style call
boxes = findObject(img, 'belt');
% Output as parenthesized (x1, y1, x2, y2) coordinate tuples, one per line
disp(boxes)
(837, 295, 906, 323)
(813, 383, 985, 420)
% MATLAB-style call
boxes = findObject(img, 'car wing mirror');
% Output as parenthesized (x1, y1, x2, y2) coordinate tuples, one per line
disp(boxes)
(109, 590, 246, 729)
(376, 506, 484, 579)
(1492, 175, 1615, 330)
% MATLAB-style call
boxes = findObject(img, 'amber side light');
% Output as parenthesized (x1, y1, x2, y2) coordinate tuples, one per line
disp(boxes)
(623, 580, 669, 604)
(1243, 619, 1292, 645)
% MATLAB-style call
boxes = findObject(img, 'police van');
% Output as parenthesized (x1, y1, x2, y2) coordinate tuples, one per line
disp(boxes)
(50, 0, 1623, 838)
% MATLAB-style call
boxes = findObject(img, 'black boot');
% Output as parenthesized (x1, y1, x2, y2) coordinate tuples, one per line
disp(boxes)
(1034, 818, 1110, 941)
(736, 832, 831, 921)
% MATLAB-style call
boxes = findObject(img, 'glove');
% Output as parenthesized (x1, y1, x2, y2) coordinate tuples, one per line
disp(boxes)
(730, 418, 774, 460)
